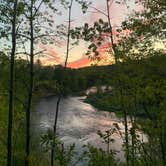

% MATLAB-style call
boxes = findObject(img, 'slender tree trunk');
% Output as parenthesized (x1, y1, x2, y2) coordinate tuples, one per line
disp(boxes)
(106, 1, 130, 164)
(120, 88, 129, 166)
(131, 116, 135, 166)
(64, 0, 73, 67)
(130, 88, 137, 166)
(7, 1, 18, 165)
(159, 125, 166, 166)
(106, 0, 117, 63)
(124, 108, 129, 166)
(51, 97, 61, 166)
(51, 1, 73, 165)
(25, 1, 34, 165)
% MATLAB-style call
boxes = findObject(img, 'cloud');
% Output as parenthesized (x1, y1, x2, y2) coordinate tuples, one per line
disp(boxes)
(39, 44, 92, 68)
(67, 55, 91, 68)
(37, 1, 140, 68)
(86, 1, 127, 26)
(39, 44, 62, 64)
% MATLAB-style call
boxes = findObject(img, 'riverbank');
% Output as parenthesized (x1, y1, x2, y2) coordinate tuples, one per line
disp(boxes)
(84, 92, 124, 117)
(84, 90, 156, 118)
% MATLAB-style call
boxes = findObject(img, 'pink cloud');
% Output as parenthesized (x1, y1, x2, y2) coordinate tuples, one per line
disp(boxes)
(67, 55, 91, 68)
(39, 44, 62, 64)
(87, 1, 126, 26)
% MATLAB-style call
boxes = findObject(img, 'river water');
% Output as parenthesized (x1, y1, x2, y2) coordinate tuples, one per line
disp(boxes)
(31, 95, 146, 165)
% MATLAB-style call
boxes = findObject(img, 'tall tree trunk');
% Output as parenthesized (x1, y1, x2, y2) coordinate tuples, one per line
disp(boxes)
(25, 1, 34, 165)
(131, 116, 135, 166)
(51, 97, 61, 166)
(7, 1, 18, 165)
(106, 0, 117, 63)
(64, 0, 73, 67)
(124, 108, 129, 166)
(159, 124, 166, 166)
(130, 88, 137, 166)
(51, 1, 73, 165)
(120, 88, 129, 166)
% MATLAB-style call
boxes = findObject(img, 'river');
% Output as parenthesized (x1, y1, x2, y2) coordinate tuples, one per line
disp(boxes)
(31, 95, 146, 165)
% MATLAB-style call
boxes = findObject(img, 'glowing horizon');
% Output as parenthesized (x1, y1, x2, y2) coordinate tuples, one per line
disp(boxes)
(35, 0, 143, 68)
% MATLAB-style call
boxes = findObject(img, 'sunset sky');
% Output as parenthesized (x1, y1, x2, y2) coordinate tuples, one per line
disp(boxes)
(37, 0, 142, 68)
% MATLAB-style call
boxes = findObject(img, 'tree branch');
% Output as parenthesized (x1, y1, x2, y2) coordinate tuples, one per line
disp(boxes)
(89, 6, 108, 17)
(33, 0, 44, 18)
(17, 33, 31, 40)
(34, 49, 46, 55)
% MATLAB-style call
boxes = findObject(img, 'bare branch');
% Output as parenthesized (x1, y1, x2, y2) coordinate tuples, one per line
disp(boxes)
(15, 52, 30, 56)
(17, 33, 31, 40)
(19, 37, 30, 63)
(89, 6, 108, 17)
(34, 49, 46, 55)
(33, 0, 44, 18)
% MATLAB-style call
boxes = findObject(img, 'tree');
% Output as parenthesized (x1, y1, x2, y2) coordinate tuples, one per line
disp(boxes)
(117, 0, 165, 60)
(116, 2, 165, 163)
(0, 1, 20, 165)
(25, 1, 34, 165)
(8, 2, 18, 165)
(18, 1, 56, 165)
(51, 1, 74, 165)
(70, 0, 131, 63)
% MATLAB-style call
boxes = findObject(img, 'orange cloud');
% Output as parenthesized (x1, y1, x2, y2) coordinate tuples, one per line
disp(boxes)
(98, 42, 112, 53)
(67, 55, 91, 68)
(39, 43, 92, 68)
